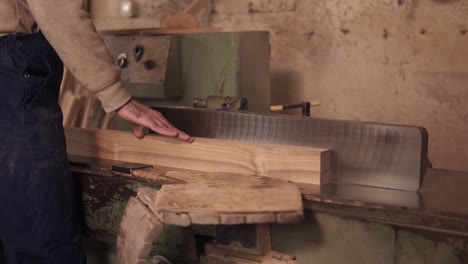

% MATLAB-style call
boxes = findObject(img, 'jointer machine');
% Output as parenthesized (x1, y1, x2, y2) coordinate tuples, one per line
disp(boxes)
(67, 31, 468, 264)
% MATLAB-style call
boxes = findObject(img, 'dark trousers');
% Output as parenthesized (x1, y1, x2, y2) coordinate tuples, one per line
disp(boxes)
(0, 33, 86, 263)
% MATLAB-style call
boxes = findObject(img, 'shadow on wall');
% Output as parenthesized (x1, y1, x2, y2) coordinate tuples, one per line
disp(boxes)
(270, 70, 303, 106)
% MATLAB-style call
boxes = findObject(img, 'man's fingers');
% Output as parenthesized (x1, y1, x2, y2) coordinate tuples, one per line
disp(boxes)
(133, 124, 145, 138)
(150, 125, 178, 138)
(150, 116, 170, 129)
(116, 99, 193, 142)
(149, 112, 193, 141)
(176, 131, 193, 142)
(151, 111, 173, 128)
(143, 121, 193, 142)
(151, 116, 192, 141)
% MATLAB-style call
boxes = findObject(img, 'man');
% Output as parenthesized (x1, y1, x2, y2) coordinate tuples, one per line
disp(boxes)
(0, 0, 192, 263)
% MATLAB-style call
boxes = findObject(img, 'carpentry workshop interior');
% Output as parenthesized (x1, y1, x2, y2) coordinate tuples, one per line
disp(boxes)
(4, 0, 468, 263)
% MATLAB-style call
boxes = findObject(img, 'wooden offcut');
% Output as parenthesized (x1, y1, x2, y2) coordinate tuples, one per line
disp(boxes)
(65, 128, 331, 185)
(121, 169, 303, 226)
(118, 181, 302, 263)
(156, 182, 302, 215)
(153, 179, 303, 226)
(201, 244, 297, 264)
(134, 171, 304, 226)
(116, 197, 164, 264)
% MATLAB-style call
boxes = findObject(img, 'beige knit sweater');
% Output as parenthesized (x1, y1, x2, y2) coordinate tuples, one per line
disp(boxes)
(0, 0, 131, 112)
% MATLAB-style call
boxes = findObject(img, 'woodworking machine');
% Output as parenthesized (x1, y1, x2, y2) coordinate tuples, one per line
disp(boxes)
(71, 107, 468, 262)
(69, 32, 468, 263)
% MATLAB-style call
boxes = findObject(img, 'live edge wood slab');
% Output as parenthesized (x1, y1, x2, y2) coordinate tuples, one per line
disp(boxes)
(116, 172, 303, 264)
(65, 128, 331, 185)
(138, 171, 304, 226)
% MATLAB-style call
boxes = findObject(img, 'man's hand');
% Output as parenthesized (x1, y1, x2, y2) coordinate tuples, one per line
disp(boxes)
(116, 99, 193, 142)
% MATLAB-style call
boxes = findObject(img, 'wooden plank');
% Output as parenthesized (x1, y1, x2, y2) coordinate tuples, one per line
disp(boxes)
(98, 27, 223, 36)
(158, 212, 191, 227)
(136, 185, 302, 226)
(156, 183, 302, 214)
(60, 90, 78, 127)
(80, 93, 95, 128)
(153, 182, 303, 225)
(219, 214, 246, 225)
(131, 171, 303, 226)
(130, 170, 304, 226)
(116, 197, 164, 264)
(65, 128, 331, 185)
(189, 211, 220, 225)
(163, 14, 199, 29)
(162, 170, 283, 185)
(245, 214, 277, 224)
(59, 68, 72, 103)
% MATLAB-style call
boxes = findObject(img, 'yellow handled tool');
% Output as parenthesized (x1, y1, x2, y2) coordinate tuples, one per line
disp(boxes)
(270, 101, 320, 116)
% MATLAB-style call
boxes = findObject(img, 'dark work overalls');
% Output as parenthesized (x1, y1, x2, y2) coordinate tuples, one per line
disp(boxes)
(0, 33, 86, 263)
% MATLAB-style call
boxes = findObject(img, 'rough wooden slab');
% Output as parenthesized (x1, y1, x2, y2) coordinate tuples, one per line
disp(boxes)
(135, 174, 303, 226)
(116, 170, 304, 263)
(65, 128, 331, 185)
(117, 166, 291, 186)
(116, 197, 164, 264)
(156, 183, 302, 215)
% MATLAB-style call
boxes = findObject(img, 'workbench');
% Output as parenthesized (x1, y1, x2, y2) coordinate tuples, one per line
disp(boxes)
(71, 155, 468, 263)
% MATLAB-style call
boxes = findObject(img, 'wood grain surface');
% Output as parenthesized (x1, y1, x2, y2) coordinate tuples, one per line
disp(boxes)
(156, 183, 302, 214)
(136, 177, 303, 226)
(116, 197, 164, 264)
(122, 168, 304, 225)
(65, 128, 331, 184)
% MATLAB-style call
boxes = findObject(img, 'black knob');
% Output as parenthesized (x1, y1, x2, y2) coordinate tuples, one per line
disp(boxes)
(134, 45, 144, 62)
(143, 60, 156, 70)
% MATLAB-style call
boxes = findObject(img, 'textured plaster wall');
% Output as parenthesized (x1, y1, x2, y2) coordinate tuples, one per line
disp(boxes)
(204, 0, 468, 172)
(90, 0, 468, 171)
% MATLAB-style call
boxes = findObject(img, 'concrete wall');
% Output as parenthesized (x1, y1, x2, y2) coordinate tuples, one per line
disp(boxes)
(91, 0, 468, 171)
(202, 0, 468, 172)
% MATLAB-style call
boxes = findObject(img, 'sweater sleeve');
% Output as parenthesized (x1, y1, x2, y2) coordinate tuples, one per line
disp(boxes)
(26, 0, 131, 112)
